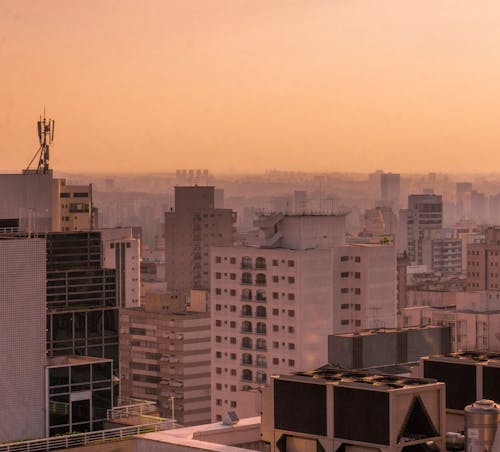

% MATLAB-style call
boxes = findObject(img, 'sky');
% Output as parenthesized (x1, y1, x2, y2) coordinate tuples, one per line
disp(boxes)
(1, 0, 500, 174)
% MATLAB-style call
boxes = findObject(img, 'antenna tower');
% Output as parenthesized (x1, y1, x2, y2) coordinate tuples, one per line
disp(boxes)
(25, 110, 55, 174)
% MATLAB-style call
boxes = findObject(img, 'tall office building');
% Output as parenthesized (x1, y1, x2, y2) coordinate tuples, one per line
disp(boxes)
(407, 194, 443, 265)
(0, 170, 95, 233)
(0, 237, 46, 442)
(165, 186, 235, 294)
(456, 182, 472, 220)
(210, 214, 397, 420)
(380, 173, 400, 208)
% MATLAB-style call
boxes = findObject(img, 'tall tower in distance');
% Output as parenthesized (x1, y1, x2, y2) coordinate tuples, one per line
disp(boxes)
(25, 111, 55, 175)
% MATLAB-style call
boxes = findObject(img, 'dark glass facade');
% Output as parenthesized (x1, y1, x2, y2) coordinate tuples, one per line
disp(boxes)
(47, 360, 113, 435)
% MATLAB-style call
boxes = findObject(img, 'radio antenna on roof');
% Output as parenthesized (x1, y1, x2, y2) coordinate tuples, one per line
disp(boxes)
(25, 110, 55, 174)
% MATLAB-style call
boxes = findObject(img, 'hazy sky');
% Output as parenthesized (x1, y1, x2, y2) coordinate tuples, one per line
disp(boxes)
(2, 1, 500, 173)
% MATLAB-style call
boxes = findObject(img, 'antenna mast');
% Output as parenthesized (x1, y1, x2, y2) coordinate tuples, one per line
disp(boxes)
(25, 110, 55, 174)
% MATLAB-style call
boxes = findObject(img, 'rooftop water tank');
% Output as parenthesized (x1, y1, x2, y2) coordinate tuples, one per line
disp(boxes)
(464, 399, 500, 452)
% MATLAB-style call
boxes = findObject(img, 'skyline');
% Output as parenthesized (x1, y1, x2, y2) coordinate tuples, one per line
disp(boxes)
(2, 1, 500, 173)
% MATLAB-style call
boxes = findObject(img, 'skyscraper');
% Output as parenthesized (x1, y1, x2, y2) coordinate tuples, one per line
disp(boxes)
(380, 173, 401, 208)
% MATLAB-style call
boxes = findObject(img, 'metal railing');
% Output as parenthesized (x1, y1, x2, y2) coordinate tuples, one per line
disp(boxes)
(0, 421, 175, 452)
(107, 400, 158, 420)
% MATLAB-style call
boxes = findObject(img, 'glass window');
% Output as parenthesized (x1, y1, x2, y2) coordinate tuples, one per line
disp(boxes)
(50, 366, 69, 387)
(92, 362, 111, 382)
(71, 364, 90, 384)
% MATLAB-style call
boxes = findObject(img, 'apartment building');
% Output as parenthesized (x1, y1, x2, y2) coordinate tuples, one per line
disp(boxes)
(407, 194, 443, 265)
(165, 186, 235, 294)
(120, 300, 211, 426)
(0, 237, 46, 442)
(422, 229, 462, 275)
(101, 227, 141, 308)
(210, 214, 397, 421)
(467, 227, 500, 291)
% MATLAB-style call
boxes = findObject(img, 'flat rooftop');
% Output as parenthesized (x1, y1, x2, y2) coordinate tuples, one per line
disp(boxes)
(281, 364, 438, 391)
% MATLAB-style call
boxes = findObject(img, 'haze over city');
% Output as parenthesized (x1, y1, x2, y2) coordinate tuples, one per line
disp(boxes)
(3, 0, 500, 173)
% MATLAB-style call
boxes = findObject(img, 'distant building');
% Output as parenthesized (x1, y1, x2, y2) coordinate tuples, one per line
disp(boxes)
(0, 237, 46, 442)
(456, 182, 472, 220)
(165, 186, 235, 295)
(466, 227, 500, 291)
(407, 194, 443, 265)
(380, 173, 400, 208)
(421, 229, 462, 275)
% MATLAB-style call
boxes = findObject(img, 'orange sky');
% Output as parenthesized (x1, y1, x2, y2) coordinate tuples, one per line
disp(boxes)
(1, 0, 500, 173)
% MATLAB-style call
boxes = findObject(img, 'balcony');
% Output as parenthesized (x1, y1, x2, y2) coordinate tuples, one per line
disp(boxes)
(255, 345, 267, 351)
(241, 263, 253, 270)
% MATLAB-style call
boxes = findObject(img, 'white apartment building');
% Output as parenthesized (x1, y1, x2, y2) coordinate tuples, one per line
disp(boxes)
(0, 238, 46, 442)
(210, 214, 397, 421)
(101, 227, 141, 308)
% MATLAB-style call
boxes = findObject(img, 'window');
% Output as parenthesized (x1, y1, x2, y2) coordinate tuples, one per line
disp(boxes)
(230, 337, 236, 344)
(215, 272, 222, 279)
(273, 325, 279, 332)
(355, 320, 361, 327)
(354, 288, 361, 295)
(288, 326, 295, 333)
(288, 293, 295, 301)
(230, 305, 236, 312)
(354, 304, 361, 311)
(216, 256, 222, 263)
(272, 259, 279, 266)
(273, 358, 279, 365)
(230, 385, 237, 392)
(215, 304, 222, 311)
(341, 272, 349, 278)
(354, 256, 361, 263)
(216, 399, 222, 405)
(230, 369, 237, 376)
(341, 288, 349, 294)
(288, 260, 295, 267)
(215, 320, 222, 327)
(273, 341, 279, 348)
(230, 273, 236, 280)
(230, 401, 237, 408)
(230, 353, 236, 360)
(288, 343, 295, 350)
(216, 384, 222, 390)
(341, 320, 350, 325)
(230, 321, 236, 328)
(215, 288, 222, 295)
(273, 308, 279, 316)
(288, 276, 295, 284)
(216, 352, 222, 358)
(289, 359, 295, 367)
(354, 272, 361, 279)
(216, 415, 222, 421)
(272, 276, 279, 283)
(273, 292, 279, 299)
(216, 336, 222, 343)
(288, 310, 295, 317)
(340, 256, 349, 262)
(230, 289, 236, 296)
(341, 304, 349, 310)
(216, 368, 222, 374)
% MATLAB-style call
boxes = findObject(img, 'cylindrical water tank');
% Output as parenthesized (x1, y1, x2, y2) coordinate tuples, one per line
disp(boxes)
(465, 399, 500, 452)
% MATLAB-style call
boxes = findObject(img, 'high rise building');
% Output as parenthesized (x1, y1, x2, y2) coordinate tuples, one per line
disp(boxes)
(466, 227, 500, 291)
(407, 194, 443, 265)
(0, 170, 95, 233)
(165, 186, 235, 294)
(210, 214, 397, 421)
(0, 237, 46, 442)
(456, 182, 472, 220)
(380, 173, 400, 208)
(120, 295, 211, 425)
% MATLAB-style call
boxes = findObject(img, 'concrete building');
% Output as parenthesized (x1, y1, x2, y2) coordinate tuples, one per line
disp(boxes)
(380, 173, 401, 208)
(165, 186, 235, 295)
(456, 182, 472, 220)
(0, 237, 46, 442)
(421, 229, 462, 275)
(0, 170, 95, 233)
(262, 364, 445, 452)
(328, 326, 452, 370)
(210, 213, 397, 421)
(467, 227, 500, 291)
(120, 299, 211, 426)
(407, 194, 443, 265)
(293, 190, 308, 213)
(101, 227, 141, 308)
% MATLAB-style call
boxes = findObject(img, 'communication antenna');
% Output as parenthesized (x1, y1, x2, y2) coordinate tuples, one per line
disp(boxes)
(25, 109, 55, 174)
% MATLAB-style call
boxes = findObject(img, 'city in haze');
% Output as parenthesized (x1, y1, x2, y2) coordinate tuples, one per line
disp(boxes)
(3, 2, 500, 452)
